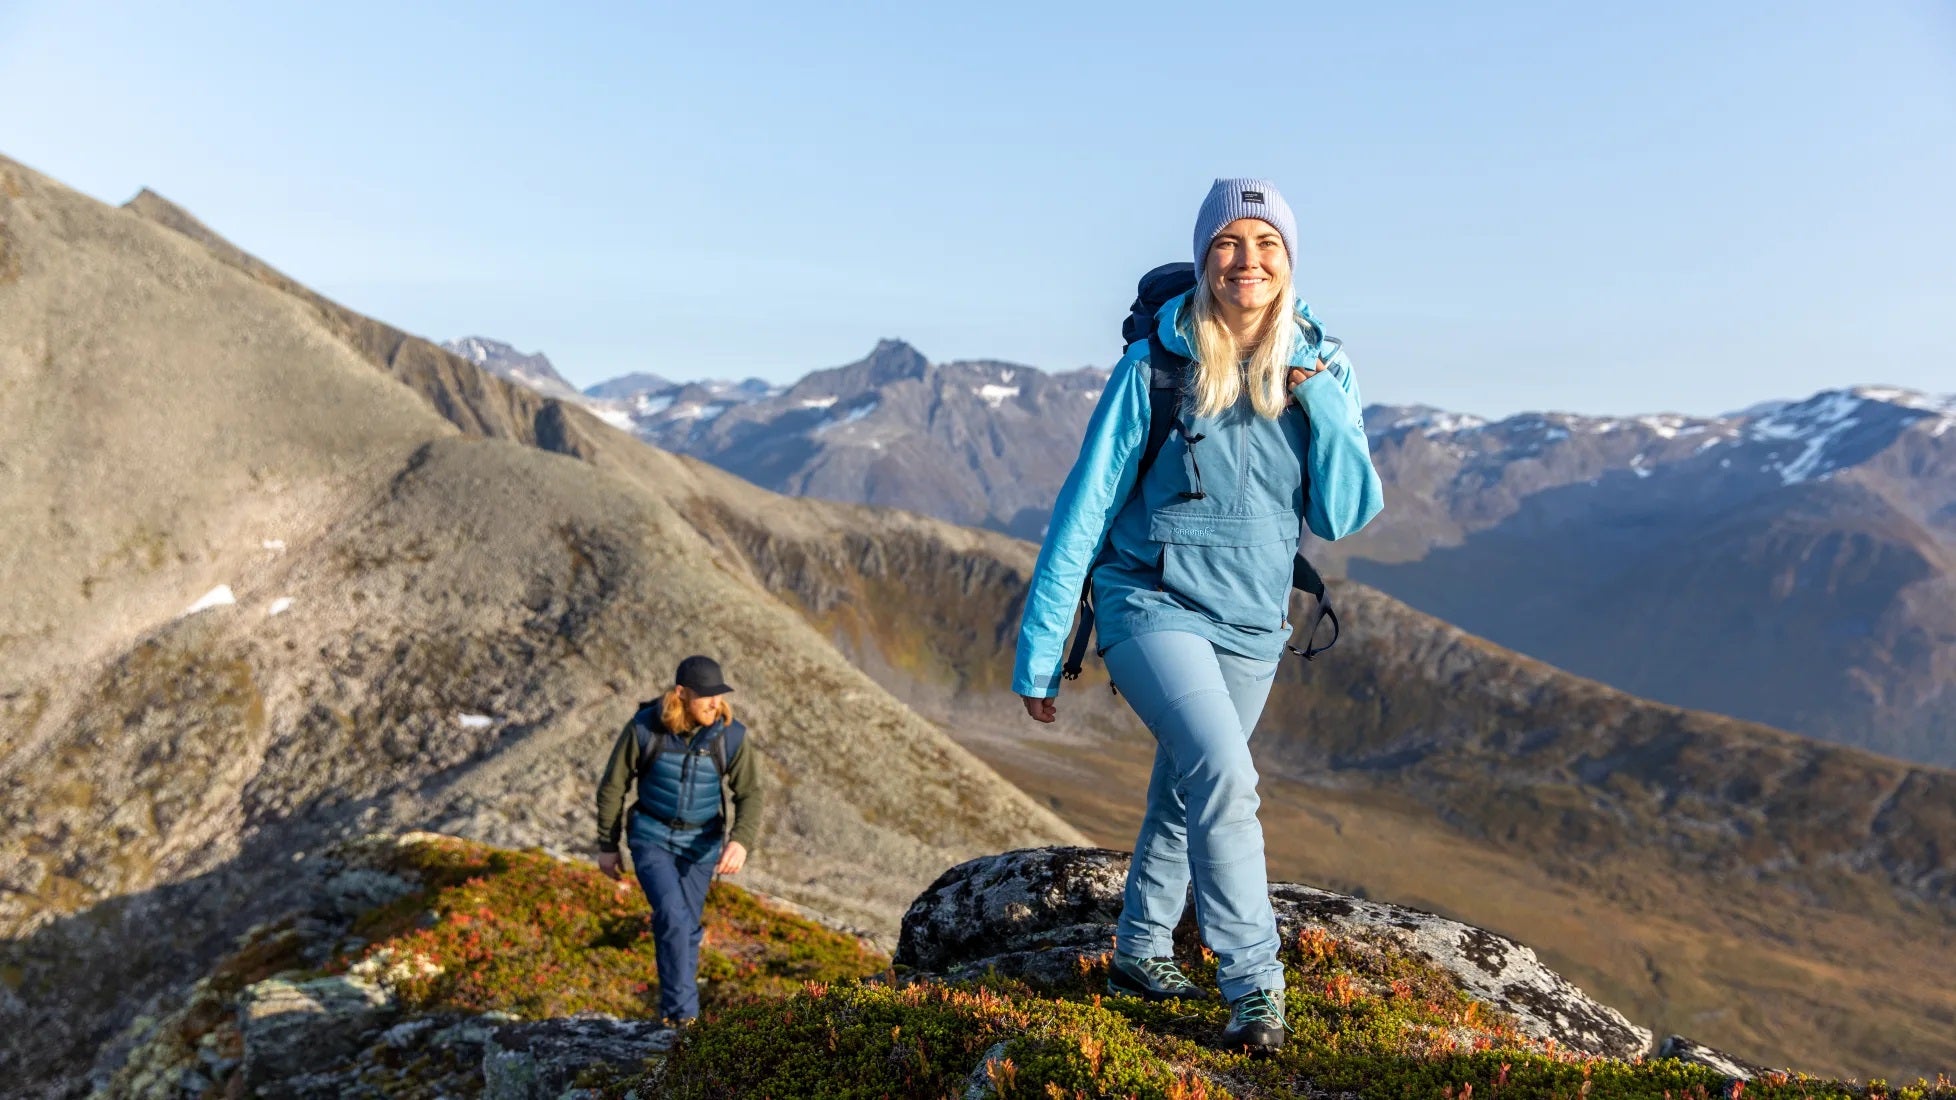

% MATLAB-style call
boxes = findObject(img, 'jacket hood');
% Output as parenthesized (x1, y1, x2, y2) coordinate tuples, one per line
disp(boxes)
(1154, 290, 1325, 368)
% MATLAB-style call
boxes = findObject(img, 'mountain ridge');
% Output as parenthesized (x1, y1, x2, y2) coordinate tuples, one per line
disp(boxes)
(489, 327, 1953, 764)
(0, 153, 1081, 1096)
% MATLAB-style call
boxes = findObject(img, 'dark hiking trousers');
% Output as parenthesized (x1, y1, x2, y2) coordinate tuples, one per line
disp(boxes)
(627, 810, 721, 1022)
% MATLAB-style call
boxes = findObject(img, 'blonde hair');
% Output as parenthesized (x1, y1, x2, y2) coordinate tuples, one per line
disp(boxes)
(661, 685, 732, 734)
(1181, 266, 1304, 420)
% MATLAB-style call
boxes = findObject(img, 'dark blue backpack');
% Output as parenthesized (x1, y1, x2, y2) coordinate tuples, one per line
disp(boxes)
(1059, 263, 1340, 684)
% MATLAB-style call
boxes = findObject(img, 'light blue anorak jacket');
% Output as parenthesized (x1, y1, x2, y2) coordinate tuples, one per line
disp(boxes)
(1011, 291, 1384, 698)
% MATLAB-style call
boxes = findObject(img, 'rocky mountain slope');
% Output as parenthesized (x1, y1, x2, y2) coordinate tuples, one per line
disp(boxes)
(97, 833, 1909, 1100)
(0, 153, 1080, 1097)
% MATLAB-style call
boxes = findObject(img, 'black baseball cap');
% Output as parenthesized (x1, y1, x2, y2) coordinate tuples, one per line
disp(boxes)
(675, 655, 733, 697)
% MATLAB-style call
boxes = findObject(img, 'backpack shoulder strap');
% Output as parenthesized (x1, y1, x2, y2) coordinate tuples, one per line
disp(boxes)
(712, 721, 745, 775)
(1138, 333, 1189, 485)
(631, 706, 663, 774)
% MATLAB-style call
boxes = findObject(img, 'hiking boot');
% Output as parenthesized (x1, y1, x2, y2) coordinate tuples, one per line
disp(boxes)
(1106, 953, 1205, 1001)
(1219, 988, 1287, 1054)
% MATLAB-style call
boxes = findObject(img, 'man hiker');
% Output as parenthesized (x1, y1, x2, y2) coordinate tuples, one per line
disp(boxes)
(595, 654, 765, 1028)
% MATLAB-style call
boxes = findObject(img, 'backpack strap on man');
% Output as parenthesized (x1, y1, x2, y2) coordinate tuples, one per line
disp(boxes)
(713, 721, 745, 775)
(632, 708, 744, 774)
(630, 703, 660, 771)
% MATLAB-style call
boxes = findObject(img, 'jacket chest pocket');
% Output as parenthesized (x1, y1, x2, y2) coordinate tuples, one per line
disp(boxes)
(1148, 511, 1296, 632)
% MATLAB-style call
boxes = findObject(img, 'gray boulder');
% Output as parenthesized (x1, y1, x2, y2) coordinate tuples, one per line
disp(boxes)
(237, 974, 395, 1098)
(482, 1016, 677, 1100)
(1658, 1034, 1777, 1081)
(898, 846, 1652, 1060)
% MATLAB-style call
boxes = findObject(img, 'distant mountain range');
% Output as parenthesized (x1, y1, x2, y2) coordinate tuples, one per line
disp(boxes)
(441, 336, 586, 403)
(474, 337, 1955, 766)
(5, 153, 1954, 1087)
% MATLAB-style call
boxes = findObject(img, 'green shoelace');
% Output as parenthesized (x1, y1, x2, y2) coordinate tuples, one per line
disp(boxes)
(1230, 989, 1289, 1030)
(1127, 955, 1197, 992)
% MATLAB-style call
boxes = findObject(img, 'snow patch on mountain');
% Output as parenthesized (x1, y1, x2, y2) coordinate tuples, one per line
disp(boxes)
(1853, 385, 1956, 414)
(816, 399, 879, 436)
(975, 384, 1021, 408)
(1636, 414, 1695, 438)
(1392, 411, 1489, 436)
(181, 585, 236, 617)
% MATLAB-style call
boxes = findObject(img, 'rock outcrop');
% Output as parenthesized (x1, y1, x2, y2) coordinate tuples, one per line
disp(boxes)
(898, 846, 1654, 1060)
(482, 1017, 677, 1100)
(1658, 1034, 1779, 1081)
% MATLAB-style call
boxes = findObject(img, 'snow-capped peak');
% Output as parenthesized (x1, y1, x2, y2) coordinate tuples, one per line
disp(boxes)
(1739, 387, 1954, 485)
(1849, 385, 1956, 416)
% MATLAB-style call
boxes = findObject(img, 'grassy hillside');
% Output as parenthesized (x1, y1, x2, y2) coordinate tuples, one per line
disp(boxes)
(104, 834, 1955, 1100)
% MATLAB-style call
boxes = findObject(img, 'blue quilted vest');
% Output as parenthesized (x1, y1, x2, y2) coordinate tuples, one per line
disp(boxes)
(633, 713, 741, 830)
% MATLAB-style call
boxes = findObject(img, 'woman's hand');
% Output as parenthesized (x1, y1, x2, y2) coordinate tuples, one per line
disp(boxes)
(715, 841, 748, 876)
(597, 851, 625, 880)
(1021, 694, 1056, 723)
(1287, 361, 1327, 407)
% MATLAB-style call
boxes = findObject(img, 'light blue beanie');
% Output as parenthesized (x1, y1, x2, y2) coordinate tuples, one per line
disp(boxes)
(1193, 178, 1297, 274)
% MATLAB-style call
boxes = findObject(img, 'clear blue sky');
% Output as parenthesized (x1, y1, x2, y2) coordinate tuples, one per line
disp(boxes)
(3, 1, 1951, 417)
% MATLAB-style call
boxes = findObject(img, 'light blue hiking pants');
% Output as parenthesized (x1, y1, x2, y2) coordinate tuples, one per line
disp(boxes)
(1105, 629, 1283, 1001)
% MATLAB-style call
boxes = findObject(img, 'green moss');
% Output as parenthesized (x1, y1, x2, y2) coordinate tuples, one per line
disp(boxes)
(333, 836, 886, 1019)
(607, 925, 1954, 1100)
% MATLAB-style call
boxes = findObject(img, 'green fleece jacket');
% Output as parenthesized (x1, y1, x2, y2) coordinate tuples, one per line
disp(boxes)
(594, 713, 764, 854)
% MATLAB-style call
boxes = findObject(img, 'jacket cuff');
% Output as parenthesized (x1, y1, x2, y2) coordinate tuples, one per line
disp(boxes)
(1013, 671, 1060, 698)
(597, 840, 621, 854)
(1296, 369, 1354, 419)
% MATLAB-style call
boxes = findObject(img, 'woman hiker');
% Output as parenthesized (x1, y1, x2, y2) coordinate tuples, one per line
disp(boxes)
(595, 654, 764, 1028)
(1013, 178, 1383, 1054)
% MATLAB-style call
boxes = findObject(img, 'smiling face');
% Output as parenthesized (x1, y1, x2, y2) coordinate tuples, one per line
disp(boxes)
(683, 689, 722, 727)
(1204, 217, 1291, 315)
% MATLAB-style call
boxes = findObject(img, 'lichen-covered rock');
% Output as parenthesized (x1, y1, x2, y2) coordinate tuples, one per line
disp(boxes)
(1659, 1034, 1777, 1080)
(896, 845, 1128, 980)
(1263, 881, 1651, 1059)
(898, 846, 1653, 1059)
(238, 974, 395, 1096)
(482, 1016, 676, 1099)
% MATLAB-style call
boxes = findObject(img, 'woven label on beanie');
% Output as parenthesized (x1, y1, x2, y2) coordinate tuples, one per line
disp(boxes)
(1241, 190, 1265, 203)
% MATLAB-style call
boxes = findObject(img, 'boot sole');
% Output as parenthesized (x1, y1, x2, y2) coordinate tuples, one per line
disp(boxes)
(1105, 975, 1203, 1002)
(1220, 1028, 1286, 1055)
